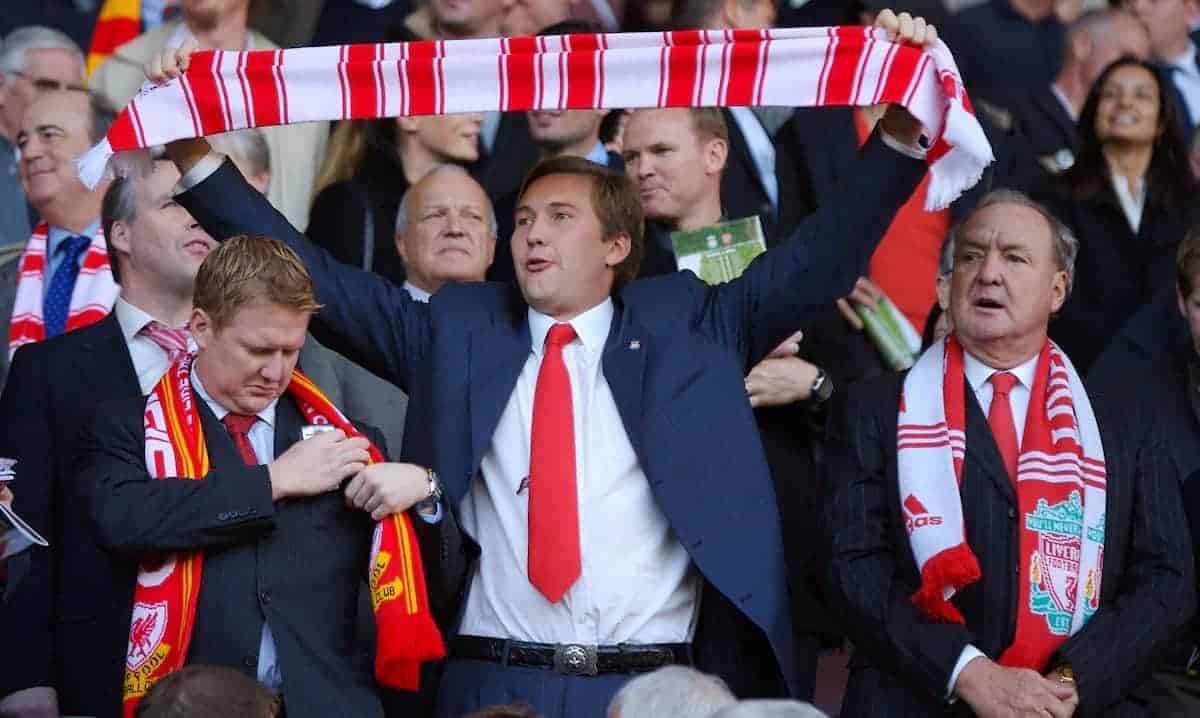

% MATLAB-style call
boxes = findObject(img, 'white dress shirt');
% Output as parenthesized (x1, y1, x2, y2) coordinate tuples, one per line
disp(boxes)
(947, 351, 1038, 696)
(1049, 82, 1077, 121)
(458, 298, 700, 644)
(191, 366, 283, 691)
(1109, 174, 1145, 234)
(113, 297, 198, 394)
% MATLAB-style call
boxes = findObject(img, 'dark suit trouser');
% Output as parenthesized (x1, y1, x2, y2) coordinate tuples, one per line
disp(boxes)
(433, 659, 634, 718)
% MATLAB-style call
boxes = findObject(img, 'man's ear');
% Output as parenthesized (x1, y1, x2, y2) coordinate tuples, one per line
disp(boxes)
(604, 231, 632, 268)
(1050, 270, 1068, 314)
(395, 230, 409, 265)
(108, 220, 133, 257)
(1070, 27, 1092, 65)
(935, 274, 951, 310)
(705, 136, 729, 176)
(396, 116, 421, 135)
(189, 307, 214, 349)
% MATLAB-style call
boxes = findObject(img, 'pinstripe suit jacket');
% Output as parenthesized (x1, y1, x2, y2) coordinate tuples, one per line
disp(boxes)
(823, 368, 1195, 716)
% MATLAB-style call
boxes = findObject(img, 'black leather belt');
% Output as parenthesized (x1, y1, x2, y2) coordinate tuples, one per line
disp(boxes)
(450, 635, 692, 676)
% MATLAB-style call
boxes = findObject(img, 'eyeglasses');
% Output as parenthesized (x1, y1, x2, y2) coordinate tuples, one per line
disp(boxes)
(10, 72, 89, 94)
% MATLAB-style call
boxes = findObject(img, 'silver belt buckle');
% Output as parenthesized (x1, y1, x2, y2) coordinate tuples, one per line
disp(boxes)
(553, 643, 599, 676)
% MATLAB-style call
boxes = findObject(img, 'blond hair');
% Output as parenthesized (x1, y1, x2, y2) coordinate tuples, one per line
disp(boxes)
(193, 235, 321, 330)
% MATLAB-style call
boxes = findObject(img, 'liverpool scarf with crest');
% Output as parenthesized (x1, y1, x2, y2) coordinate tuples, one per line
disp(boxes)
(897, 335, 1107, 670)
(124, 355, 444, 717)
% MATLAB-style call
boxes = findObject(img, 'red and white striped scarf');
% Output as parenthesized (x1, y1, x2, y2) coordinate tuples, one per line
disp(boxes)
(898, 335, 1107, 670)
(8, 223, 119, 358)
(78, 26, 992, 210)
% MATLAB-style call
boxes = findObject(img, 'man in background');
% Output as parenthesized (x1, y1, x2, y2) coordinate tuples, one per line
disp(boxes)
(0, 151, 213, 718)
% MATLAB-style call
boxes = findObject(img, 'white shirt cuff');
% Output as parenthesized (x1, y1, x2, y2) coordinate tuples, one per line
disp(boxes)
(178, 151, 226, 190)
(879, 129, 928, 160)
(947, 644, 986, 700)
(417, 501, 443, 524)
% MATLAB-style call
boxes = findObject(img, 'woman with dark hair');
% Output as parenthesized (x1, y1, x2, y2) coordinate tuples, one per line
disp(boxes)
(1034, 56, 1200, 372)
(305, 112, 484, 287)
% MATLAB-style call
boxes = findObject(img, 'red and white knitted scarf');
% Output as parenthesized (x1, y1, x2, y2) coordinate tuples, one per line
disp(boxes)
(79, 26, 992, 210)
(898, 335, 1107, 670)
(8, 223, 119, 358)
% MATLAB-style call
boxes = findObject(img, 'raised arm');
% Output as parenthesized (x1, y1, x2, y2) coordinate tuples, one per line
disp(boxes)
(700, 12, 934, 366)
(167, 137, 430, 392)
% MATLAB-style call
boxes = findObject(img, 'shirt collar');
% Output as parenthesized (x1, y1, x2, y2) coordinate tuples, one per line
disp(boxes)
(584, 140, 609, 166)
(47, 219, 101, 257)
(1170, 41, 1199, 78)
(1049, 82, 1077, 120)
(528, 297, 614, 359)
(962, 349, 1040, 395)
(403, 281, 432, 303)
(191, 359, 278, 428)
(114, 296, 159, 342)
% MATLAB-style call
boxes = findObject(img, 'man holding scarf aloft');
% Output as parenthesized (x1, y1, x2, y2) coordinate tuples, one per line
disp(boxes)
(824, 190, 1195, 717)
(75, 235, 444, 718)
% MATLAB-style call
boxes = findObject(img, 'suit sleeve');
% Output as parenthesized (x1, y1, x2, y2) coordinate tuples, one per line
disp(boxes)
(823, 379, 975, 701)
(0, 346, 55, 694)
(1053, 403, 1195, 715)
(80, 401, 279, 556)
(176, 159, 430, 392)
(700, 130, 926, 368)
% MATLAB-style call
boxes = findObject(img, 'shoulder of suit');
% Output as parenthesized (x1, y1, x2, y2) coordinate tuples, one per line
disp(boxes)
(14, 314, 122, 366)
(431, 280, 516, 315)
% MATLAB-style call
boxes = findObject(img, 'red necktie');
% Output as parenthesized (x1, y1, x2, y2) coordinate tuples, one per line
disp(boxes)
(222, 414, 260, 466)
(988, 372, 1020, 483)
(527, 323, 580, 603)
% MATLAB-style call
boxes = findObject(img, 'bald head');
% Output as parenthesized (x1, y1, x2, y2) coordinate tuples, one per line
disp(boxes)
(395, 165, 497, 294)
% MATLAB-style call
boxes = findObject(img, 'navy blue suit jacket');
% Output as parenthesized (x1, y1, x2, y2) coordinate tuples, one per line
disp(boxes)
(177, 131, 926, 697)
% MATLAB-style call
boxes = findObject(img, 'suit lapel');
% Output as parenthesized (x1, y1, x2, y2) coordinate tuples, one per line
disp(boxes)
(72, 314, 139, 397)
(723, 108, 771, 202)
(1033, 88, 1077, 146)
(467, 305, 530, 472)
(963, 377, 1017, 507)
(600, 303, 647, 460)
(273, 395, 305, 460)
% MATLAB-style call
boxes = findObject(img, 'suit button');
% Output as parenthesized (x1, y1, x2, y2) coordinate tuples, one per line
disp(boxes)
(1007, 507, 1016, 519)
(244, 655, 258, 668)
(259, 590, 272, 605)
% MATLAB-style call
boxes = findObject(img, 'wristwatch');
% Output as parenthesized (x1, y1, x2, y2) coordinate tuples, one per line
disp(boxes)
(810, 368, 834, 404)
(416, 467, 442, 514)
